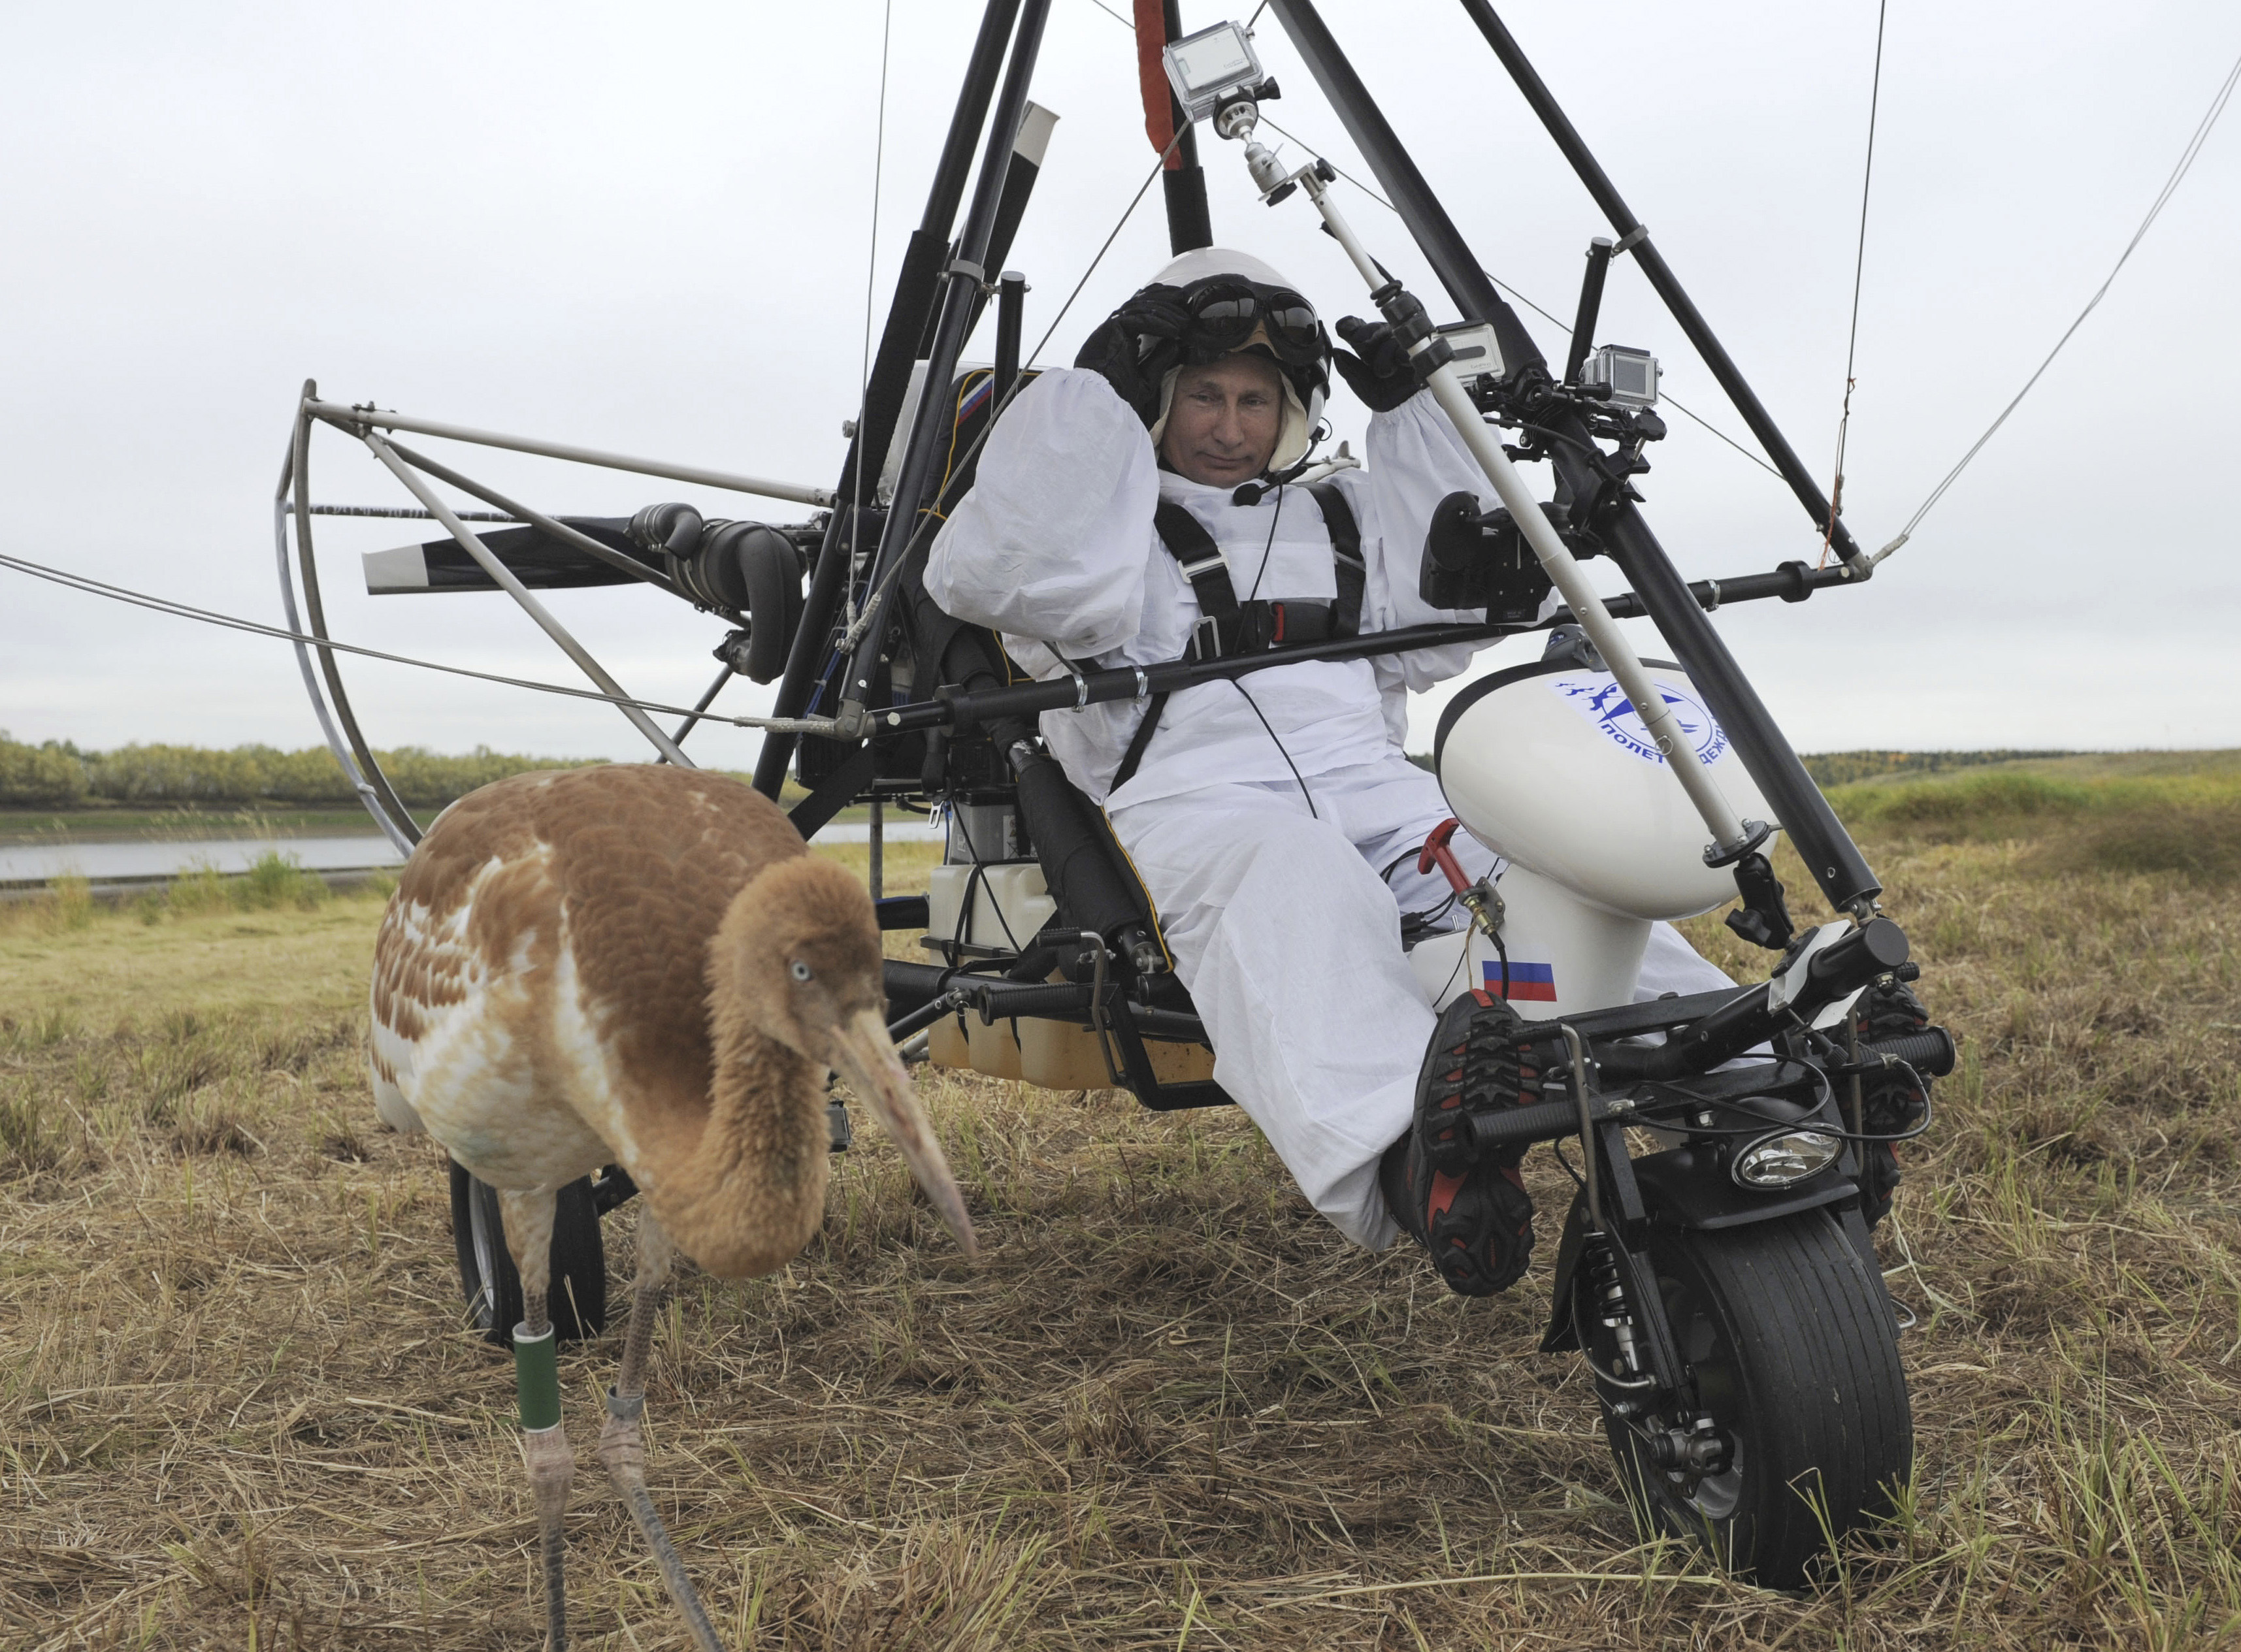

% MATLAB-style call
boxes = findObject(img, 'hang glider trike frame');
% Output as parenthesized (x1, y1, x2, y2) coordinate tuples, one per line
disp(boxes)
(280, 0, 1948, 1589)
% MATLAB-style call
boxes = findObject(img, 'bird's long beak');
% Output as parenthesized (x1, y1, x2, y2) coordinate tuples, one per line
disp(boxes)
(828, 1007, 977, 1257)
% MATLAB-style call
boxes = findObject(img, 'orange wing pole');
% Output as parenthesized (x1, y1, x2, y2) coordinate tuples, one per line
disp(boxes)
(1134, 0, 1181, 167)
(1133, 1, 1213, 250)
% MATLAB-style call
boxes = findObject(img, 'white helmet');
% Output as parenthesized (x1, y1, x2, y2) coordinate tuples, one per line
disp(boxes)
(1074, 246, 1330, 474)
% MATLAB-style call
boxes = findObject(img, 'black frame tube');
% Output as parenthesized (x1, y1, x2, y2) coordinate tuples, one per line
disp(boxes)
(1267, 0, 1545, 376)
(859, 553, 1861, 734)
(1455, 0, 1866, 568)
(838, 0, 1053, 724)
(1266, 0, 1880, 911)
(1158, 0, 1213, 253)
(753, 0, 1024, 798)
(1565, 236, 1614, 387)
(1587, 497, 1880, 907)
(993, 271, 1026, 401)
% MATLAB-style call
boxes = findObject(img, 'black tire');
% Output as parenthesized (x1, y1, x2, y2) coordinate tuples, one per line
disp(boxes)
(448, 1160, 608, 1347)
(1580, 1207, 1911, 1589)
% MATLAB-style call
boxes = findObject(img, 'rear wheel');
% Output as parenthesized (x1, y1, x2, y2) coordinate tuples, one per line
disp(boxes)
(448, 1161, 608, 1346)
(1582, 1207, 1911, 1589)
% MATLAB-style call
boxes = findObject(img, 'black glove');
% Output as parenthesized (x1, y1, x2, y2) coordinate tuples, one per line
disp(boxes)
(1073, 285, 1192, 425)
(1332, 316, 1419, 412)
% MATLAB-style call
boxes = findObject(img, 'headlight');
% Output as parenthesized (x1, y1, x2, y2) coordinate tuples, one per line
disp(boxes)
(1732, 1128, 1841, 1190)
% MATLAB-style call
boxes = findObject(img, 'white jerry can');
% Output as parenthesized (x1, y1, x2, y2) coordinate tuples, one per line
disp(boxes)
(1419, 658, 1778, 1019)
(921, 860, 1213, 1088)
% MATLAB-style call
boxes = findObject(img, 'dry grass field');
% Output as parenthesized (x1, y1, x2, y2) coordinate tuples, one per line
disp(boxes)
(3, 758, 2239, 1649)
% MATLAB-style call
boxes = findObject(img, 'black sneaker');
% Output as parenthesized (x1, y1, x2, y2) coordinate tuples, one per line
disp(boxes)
(1852, 978, 1935, 1229)
(1381, 990, 1543, 1296)
(1381, 1132, 1535, 1296)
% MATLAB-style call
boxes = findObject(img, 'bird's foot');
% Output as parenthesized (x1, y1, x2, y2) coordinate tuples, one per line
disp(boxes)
(519, 1422, 574, 1651)
(600, 1389, 726, 1652)
(596, 1389, 647, 1481)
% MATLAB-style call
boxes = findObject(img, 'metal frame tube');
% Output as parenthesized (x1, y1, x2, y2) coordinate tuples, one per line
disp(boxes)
(1453, 0, 1866, 569)
(1267, 0, 1545, 374)
(304, 400, 832, 508)
(1303, 178, 1747, 850)
(753, 0, 1026, 798)
(663, 660, 736, 759)
(363, 433, 695, 766)
(992, 271, 1026, 400)
(374, 437, 681, 598)
(274, 412, 415, 855)
(291, 384, 423, 845)
(861, 555, 1859, 735)
(836, 0, 1054, 731)
(1565, 237, 1614, 386)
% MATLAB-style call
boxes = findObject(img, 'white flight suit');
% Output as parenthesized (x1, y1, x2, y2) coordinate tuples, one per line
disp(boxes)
(926, 366, 1727, 1247)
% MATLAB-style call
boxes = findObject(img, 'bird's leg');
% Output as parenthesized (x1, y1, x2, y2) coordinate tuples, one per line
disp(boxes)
(500, 1188, 574, 1652)
(598, 1213, 725, 1652)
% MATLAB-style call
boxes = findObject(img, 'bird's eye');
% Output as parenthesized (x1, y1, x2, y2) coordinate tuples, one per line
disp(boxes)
(789, 960, 813, 982)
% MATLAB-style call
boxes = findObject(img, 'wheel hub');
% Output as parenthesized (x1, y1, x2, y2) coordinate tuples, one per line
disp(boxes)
(1646, 1415, 1731, 1485)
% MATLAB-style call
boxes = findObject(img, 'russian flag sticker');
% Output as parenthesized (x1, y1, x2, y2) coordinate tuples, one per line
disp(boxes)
(1484, 960, 1558, 1003)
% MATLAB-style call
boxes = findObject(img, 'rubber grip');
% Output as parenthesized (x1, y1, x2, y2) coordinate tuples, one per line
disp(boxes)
(1859, 1028, 1956, 1078)
(1468, 1092, 1633, 1152)
(512, 1323, 561, 1431)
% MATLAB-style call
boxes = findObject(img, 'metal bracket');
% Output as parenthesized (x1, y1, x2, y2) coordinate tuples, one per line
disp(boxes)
(1701, 817, 1776, 869)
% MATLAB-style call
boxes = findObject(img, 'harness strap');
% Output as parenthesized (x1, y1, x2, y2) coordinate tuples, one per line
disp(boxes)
(1111, 688, 1169, 794)
(1152, 500, 1239, 661)
(1306, 481, 1365, 640)
(1118, 480, 1366, 794)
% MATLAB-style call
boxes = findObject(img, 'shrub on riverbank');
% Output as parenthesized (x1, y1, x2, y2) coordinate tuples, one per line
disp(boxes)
(0, 733, 602, 809)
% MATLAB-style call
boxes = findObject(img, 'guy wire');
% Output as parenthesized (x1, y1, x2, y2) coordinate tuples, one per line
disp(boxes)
(0, 549, 834, 733)
(1822, 0, 1889, 566)
(834, 132, 1181, 657)
(847, 0, 896, 630)
(1880, 37, 2241, 559)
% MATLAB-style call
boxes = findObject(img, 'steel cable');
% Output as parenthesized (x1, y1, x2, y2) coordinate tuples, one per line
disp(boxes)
(0, 549, 838, 734)
(1873, 39, 2241, 566)
(1821, 0, 1889, 566)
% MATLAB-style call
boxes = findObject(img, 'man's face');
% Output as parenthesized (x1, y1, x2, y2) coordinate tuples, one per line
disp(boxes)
(1158, 354, 1284, 487)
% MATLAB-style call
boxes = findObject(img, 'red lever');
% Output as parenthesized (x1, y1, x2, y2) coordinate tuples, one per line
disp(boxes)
(1418, 817, 1473, 894)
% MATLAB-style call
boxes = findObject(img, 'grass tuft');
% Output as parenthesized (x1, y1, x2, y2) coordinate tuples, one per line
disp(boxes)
(1, 781, 2237, 1645)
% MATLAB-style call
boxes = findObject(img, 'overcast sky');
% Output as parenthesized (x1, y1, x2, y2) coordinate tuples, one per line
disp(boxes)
(3, 0, 2236, 775)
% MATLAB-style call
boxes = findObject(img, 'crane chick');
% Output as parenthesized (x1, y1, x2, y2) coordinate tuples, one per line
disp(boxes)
(368, 763, 973, 1651)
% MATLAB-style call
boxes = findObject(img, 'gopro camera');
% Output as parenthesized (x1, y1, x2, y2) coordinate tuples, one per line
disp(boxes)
(1163, 22, 1264, 123)
(1580, 344, 1660, 408)
(1437, 319, 1505, 381)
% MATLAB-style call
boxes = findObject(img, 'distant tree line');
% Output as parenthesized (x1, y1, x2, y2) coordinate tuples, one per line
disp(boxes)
(1405, 749, 2076, 786)
(0, 732, 602, 808)
(1799, 750, 2075, 788)
(2, 728, 2091, 811)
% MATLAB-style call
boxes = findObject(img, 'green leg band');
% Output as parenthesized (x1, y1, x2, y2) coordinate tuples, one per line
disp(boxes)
(513, 1323, 561, 1431)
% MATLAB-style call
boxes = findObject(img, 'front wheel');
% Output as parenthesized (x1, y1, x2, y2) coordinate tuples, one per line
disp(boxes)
(1579, 1206, 1911, 1589)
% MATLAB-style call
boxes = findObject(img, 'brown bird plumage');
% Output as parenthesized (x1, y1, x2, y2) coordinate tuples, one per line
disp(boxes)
(368, 763, 973, 1651)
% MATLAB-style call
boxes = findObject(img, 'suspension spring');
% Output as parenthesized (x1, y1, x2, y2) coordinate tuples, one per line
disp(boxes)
(1588, 1237, 1645, 1384)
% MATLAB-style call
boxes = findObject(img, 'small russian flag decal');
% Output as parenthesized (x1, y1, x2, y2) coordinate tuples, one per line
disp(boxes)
(1484, 960, 1558, 1002)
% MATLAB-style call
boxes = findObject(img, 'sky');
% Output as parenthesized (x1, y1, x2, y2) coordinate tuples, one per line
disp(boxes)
(3, 0, 2236, 776)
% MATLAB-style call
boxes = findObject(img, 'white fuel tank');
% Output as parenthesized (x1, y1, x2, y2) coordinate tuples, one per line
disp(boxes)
(1433, 659, 1776, 922)
(1409, 863, 1651, 1019)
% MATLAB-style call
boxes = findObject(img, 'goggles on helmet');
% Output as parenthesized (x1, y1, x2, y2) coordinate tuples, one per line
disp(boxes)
(1077, 270, 1332, 432)
(1169, 278, 1327, 368)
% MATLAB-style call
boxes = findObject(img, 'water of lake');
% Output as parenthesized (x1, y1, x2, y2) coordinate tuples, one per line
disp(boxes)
(0, 817, 947, 885)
